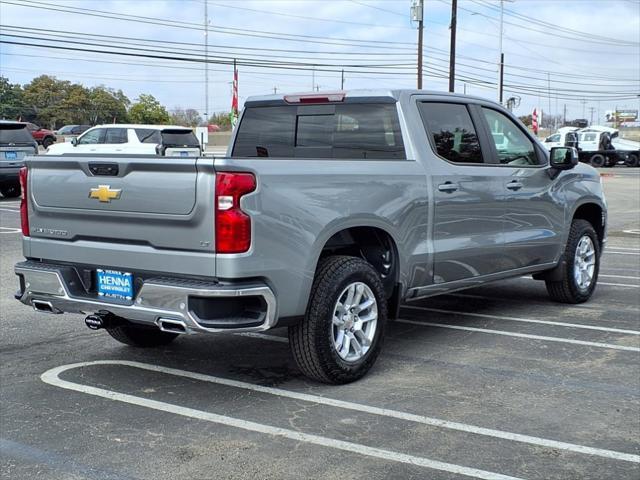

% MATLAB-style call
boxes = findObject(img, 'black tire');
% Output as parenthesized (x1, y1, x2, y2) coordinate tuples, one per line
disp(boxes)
(0, 184, 20, 198)
(106, 323, 178, 347)
(589, 154, 606, 168)
(42, 137, 54, 149)
(545, 219, 600, 304)
(625, 153, 639, 168)
(289, 256, 387, 384)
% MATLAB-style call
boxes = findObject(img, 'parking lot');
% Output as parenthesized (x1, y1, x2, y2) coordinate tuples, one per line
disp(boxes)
(1, 169, 638, 480)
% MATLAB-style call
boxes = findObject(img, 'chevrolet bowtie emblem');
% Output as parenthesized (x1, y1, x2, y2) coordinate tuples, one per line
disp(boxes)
(89, 185, 122, 203)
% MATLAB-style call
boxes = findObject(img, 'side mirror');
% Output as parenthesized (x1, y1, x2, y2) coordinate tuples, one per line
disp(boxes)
(71, 137, 78, 146)
(550, 146, 578, 170)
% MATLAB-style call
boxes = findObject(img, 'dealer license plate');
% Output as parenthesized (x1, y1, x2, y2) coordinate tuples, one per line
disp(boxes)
(97, 269, 133, 300)
(5, 151, 17, 160)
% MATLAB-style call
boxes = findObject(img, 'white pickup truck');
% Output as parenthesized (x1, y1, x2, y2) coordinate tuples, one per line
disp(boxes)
(543, 126, 639, 167)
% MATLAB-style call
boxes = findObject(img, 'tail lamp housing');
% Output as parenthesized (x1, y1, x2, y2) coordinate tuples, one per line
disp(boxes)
(19, 166, 29, 236)
(215, 172, 256, 253)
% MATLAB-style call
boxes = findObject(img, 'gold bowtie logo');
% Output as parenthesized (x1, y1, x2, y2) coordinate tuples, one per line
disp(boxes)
(89, 185, 122, 203)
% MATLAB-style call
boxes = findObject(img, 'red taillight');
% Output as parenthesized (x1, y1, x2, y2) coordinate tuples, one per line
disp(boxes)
(19, 167, 29, 236)
(215, 172, 256, 253)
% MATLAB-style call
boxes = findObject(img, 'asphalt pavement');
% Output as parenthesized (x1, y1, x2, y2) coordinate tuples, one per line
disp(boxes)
(0, 168, 638, 480)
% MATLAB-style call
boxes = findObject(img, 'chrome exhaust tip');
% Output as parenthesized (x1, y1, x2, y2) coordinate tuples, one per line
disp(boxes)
(157, 318, 188, 334)
(32, 300, 61, 314)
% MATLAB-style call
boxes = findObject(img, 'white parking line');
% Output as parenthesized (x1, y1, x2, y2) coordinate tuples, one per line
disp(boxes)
(42, 361, 524, 480)
(0, 207, 19, 213)
(396, 318, 640, 352)
(606, 251, 640, 256)
(0, 226, 20, 234)
(600, 274, 640, 280)
(42, 360, 640, 465)
(402, 306, 640, 335)
(606, 246, 640, 251)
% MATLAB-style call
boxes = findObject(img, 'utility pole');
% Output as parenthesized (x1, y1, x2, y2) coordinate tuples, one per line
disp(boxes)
(547, 72, 552, 127)
(273, 87, 278, 94)
(341, 69, 344, 90)
(448, 0, 457, 93)
(563, 103, 567, 126)
(589, 107, 595, 126)
(311, 67, 315, 91)
(411, 0, 424, 89)
(498, 0, 504, 104)
(204, 0, 209, 121)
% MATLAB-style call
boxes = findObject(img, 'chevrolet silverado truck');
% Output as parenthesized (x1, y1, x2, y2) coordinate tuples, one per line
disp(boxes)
(14, 90, 607, 384)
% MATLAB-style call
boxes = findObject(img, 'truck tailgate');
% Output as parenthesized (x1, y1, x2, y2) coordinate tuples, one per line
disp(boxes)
(25, 155, 216, 261)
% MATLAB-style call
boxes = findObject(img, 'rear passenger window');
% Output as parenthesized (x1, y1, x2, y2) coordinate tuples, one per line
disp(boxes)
(135, 129, 162, 144)
(419, 102, 483, 164)
(232, 104, 405, 159)
(104, 128, 128, 144)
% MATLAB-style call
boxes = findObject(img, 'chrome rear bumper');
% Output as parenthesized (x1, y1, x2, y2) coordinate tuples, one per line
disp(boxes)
(14, 261, 277, 334)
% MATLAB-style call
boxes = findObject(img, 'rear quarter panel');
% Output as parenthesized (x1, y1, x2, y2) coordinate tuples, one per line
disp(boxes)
(214, 157, 429, 319)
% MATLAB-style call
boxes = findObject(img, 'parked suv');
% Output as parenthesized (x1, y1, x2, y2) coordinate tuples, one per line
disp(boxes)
(46, 124, 199, 155)
(26, 123, 56, 149)
(15, 90, 606, 383)
(0, 121, 38, 197)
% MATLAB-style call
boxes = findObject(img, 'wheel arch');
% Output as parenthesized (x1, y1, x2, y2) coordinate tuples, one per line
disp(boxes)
(306, 219, 404, 318)
(572, 201, 605, 249)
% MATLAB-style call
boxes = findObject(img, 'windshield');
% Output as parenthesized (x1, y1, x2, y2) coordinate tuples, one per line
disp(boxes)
(0, 124, 35, 145)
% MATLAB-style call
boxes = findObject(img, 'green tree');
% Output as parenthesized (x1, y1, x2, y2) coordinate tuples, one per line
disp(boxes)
(87, 86, 129, 124)
(208, 112, 232, 131)
(518, 114, 532, 127)
(0, 76, 25, 120)
(22, 75, 77, 127)
(129, 94, 170, 124)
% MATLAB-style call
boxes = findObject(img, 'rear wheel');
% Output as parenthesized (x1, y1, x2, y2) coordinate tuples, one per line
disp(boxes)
(106, 323, 178, 347)
(546, 219, 600, 303)
(42, 137, 54, 149)
(625, 153, 639, 168)
(289, 256, 387, 384)
(589, 154, 606, 168)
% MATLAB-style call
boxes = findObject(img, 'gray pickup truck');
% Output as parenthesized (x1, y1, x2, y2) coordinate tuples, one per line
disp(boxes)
(15, 90, 607, 384)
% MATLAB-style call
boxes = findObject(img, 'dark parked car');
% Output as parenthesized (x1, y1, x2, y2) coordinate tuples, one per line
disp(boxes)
(0, 121, 37, 197)
(26, 123, 56, 148)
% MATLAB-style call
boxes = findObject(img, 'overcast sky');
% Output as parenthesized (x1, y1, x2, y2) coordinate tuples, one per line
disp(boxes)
(1, 0, 639, 124)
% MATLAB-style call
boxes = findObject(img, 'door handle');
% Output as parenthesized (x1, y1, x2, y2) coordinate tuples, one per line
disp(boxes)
(506, 181, 523, 191)
(438, 182, 459, 193)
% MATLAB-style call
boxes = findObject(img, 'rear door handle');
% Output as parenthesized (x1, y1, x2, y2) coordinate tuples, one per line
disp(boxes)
(438, 182, 459, 193)
(506, 181, 523, 191)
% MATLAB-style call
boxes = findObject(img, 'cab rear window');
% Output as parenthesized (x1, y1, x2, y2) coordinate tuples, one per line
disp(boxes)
(232, 103, 405, 159)
(0, 124, 34, 145)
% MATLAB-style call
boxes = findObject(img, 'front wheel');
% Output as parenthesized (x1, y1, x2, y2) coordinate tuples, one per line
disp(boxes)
(289, 256, 387, 384)
(546, 219, 600, 303)
(589, 154, 606, 168)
